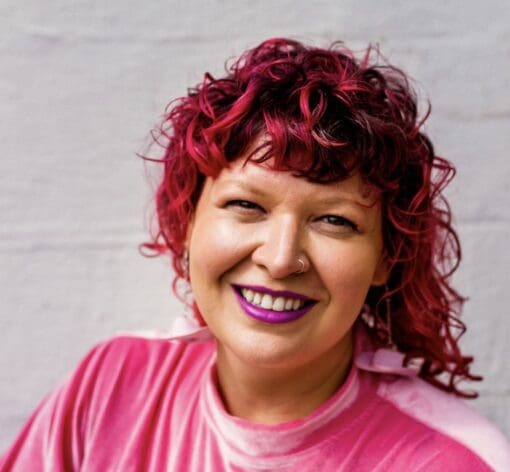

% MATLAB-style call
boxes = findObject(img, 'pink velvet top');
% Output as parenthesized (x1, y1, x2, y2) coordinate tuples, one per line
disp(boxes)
(1, 332, 509, 471)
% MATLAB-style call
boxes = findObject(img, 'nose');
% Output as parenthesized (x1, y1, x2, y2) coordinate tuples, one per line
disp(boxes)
(251, 215, 309, 279)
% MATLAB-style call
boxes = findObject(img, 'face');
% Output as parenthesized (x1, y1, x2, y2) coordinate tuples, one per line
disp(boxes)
(186, 158, 388, 372)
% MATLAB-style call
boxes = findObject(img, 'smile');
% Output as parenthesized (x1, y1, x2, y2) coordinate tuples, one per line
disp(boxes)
(232, 284, 317, 324)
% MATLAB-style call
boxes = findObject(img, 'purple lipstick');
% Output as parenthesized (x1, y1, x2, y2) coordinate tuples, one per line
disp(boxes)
(232, 284, 317, 324)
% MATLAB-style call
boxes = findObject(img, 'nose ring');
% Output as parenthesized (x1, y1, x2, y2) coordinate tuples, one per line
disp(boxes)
(295, 257, 306, 274)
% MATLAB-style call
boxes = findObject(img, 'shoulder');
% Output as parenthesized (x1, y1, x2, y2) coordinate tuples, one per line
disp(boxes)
(29, 335, 216, 417)
(375, 374, 510, 471)
(76, 335, 216, 390)
(35, 335, 217, 422)
(84, 334, 215, 366)
(0, 337, 216, 470)
(43, 336, 216, 441)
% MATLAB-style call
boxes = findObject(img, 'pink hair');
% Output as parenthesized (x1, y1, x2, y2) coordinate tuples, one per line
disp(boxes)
(142, 38, 481, 397)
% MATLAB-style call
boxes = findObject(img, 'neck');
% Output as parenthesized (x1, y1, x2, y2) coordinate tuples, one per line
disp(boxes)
(214, 336, 353, 424)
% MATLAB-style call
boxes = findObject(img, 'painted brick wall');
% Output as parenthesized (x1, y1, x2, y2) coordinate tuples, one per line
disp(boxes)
(1, 0, 509, 451)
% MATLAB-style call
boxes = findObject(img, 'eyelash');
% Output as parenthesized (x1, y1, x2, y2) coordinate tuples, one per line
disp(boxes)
(225, 200, 263, 211)
(320, 215, 359, 232)
(225, 200, 358, 232)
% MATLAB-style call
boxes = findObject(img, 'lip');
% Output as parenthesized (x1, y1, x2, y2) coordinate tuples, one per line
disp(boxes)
(232, 284, 317, 324)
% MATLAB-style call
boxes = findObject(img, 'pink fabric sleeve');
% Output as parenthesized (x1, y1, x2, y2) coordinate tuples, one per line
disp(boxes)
(0, 341, 111, 472)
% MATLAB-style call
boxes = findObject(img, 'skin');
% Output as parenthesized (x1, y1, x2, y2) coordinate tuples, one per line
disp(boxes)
(186, 157, 388, 424)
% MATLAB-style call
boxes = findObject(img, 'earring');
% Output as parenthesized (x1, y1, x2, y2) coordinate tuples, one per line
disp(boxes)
(355, 286, 418, 377)
(183, 249, 190, 281)
(382, 289, 396, 350)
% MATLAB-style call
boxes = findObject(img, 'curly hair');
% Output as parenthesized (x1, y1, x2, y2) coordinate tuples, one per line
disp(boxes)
(142, 38, 481, 397)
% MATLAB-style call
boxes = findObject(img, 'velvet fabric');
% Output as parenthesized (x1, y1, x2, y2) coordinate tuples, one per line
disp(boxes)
(1, 331, 509, 471)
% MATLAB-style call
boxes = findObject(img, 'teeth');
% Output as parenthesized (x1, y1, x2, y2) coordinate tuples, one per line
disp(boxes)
(261, 294, 273, 309)
(244, 289, 254, 302)
(239, 288, 306, 311)
(273, 297, 285, 311)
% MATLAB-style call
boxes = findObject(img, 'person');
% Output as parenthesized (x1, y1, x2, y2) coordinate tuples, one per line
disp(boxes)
(1, 38, 509, 472)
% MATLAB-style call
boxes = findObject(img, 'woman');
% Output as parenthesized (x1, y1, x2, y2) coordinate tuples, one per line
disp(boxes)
(1, 38, 509, 471)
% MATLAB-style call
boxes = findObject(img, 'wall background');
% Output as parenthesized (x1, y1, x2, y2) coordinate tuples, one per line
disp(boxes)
(1, 0, 509, 450)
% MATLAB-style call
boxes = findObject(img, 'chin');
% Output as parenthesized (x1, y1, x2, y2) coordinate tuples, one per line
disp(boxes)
(217, 329, 326, 370)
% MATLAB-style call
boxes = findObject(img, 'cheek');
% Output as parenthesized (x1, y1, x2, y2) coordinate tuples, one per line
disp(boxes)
(319, 246, 381, 295)
(189, 217, 251, 281)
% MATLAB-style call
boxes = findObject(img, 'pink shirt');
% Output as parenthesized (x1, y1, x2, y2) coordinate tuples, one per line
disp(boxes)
(1, 334, 509, 471)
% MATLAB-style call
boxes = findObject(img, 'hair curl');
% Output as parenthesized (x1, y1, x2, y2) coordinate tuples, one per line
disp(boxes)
(142, 38, 481, 397)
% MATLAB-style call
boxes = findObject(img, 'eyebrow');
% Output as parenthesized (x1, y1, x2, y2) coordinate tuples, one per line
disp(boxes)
(319, 195, 378, 209)
(217, 179, 269, 197)
(218, 179, 374, 208)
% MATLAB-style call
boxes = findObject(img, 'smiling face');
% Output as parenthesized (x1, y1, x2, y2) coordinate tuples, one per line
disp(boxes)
(186, 157, 388, 373)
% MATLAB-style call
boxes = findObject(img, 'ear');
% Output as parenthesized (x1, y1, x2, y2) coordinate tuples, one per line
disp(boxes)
(371, 252, 390, 287)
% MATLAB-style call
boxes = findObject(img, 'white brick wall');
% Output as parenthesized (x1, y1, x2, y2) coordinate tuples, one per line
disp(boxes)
(1, 0, 509, 450)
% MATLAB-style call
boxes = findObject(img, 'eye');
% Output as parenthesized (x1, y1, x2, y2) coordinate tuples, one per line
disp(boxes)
(225, 199, 265, 212)
(320, 215, 359, 232)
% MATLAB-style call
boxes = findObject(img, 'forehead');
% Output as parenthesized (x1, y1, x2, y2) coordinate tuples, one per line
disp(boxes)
(210, 158, 378, 206)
